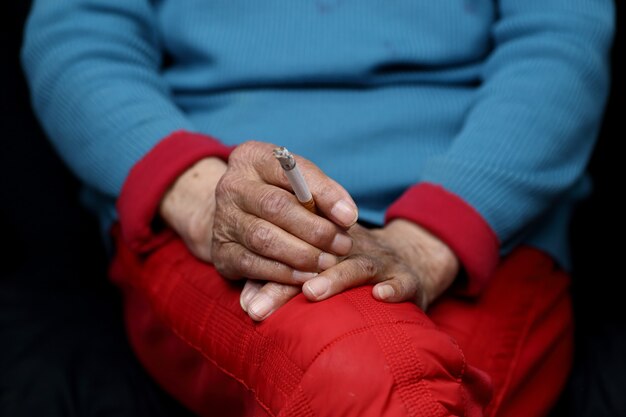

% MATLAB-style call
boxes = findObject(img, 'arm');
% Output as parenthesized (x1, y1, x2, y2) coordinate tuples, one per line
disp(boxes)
(22, 1, 358, 326)
(387, 0, 615, 294)
(21, 0, 234, 252)
(21, 0, 199, 197)
(242, 0, 615, 317)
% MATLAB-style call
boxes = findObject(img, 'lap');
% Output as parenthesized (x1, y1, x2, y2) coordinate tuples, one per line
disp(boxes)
(430, 248, 573, 417)
(112, 235, 571, 417)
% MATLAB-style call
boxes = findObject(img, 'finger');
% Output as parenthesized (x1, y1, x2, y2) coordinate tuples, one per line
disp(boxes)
(278, 157, 359, 228)
(212, 242, 319, 284)
(229, 141, 290, 186)
(234, 181, 353, 256)
(297, 159, 359, 228)
(302, 254, 384, 302)
(238, 141, 359, 228)
(231, 211, 340, 272)
(372, 276, 426, 309)
(247, 282, 301, 321)
(240, 280, 263, 312)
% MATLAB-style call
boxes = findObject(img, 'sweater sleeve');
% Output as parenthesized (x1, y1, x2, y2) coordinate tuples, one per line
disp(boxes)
(21, 0, 199, 198)
(386, 0, 614, 294)
(21, 0, 233, 251)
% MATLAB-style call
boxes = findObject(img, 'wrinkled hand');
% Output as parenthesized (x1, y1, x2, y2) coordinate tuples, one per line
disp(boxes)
(304, 220, 459, 309)
(241, 219, 460, 318)
(210, 141, 358, 281)
(160, 141, 359, 319)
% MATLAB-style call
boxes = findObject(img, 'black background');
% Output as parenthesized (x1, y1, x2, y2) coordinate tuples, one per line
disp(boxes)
(1, 1, 624, 416)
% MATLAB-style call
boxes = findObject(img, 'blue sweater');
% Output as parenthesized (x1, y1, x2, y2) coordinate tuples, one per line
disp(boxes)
(21, 0, 614, 272)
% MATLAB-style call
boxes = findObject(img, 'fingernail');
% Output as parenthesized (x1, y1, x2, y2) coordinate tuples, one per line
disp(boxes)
(305, 277, 330, 299)
(292, 270, 318, 282)
(331, 200, 358, 227)
(240, 287, 257, 312)
(248, 294, 274, 321)
(376, 285, 395, 300)
(330, 233, 352, 255)
(318, 252, 337, 270)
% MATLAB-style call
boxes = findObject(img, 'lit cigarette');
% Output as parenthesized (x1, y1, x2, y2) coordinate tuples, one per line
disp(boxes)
(273, 146, 316, 213)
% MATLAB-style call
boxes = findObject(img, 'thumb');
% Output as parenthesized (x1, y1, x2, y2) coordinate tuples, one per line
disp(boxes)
(372, 275, 429, 310)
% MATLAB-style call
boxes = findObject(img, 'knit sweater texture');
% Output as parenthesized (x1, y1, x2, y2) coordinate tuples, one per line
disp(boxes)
(21, 0, 614, 273)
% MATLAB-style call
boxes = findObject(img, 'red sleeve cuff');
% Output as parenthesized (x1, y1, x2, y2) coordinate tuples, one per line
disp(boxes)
(117, 130, 234, 253)
(385, 183, 500, 296)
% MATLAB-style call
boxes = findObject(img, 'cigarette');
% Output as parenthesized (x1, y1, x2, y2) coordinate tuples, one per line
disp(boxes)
(273, 147, 317, 213)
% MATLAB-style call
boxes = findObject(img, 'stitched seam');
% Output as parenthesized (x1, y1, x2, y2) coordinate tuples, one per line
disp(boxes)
(305, 320, 430, 369)
(137, 268, 308, 415)
(449, 336, 468, 417)
(345, 292, 451, 417)
(278, 386, 317, 417)
(129, 274, 279, 417)
(162, 313, 278, 417)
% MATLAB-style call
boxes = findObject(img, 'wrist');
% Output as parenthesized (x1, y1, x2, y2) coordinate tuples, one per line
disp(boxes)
(382, 219, 459, 301)
(160, 157, 228, 238)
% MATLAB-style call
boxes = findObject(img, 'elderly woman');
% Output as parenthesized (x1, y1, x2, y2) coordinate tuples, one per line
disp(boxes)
(21, 0, 614, 416)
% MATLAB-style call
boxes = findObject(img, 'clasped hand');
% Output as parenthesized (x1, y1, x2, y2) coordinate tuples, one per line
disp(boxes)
(160, 141, 458, 321)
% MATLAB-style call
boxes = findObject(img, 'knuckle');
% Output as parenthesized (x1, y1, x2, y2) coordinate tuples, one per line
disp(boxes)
(232, 140, 264, 163)
(317, 182, 335, 197)
(265, 283, 296, 299)
(355, 256, 377, 277)
(214, 176, 229, 200)
(230, 141, 250, 159)
(292, 253, 315, 271)
(258, 190, 291, 218)
(215, 174, 242, 199)
(240, 139, 261, 149)
(247, 220, 275, 253)
(237, 249, 258, 273)
(316, 181, 340, 201)
(215, 177, 241, 205)
(308, 221, 333, 246)
(210, 229, 226, 249)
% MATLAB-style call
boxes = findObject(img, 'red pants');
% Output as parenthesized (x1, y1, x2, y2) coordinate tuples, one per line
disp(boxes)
(110, 233, 573, 417)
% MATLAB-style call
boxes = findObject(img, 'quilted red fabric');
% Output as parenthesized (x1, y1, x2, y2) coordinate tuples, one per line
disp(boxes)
(110, 230, 572, 417)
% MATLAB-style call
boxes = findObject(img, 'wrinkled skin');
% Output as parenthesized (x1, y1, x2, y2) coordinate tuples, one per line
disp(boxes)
(160, 141, 458, 321)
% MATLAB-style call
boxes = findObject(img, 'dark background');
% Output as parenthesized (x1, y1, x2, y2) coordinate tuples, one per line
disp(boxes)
(1, 1, 624, 416)
(0, 3, 195, 417)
